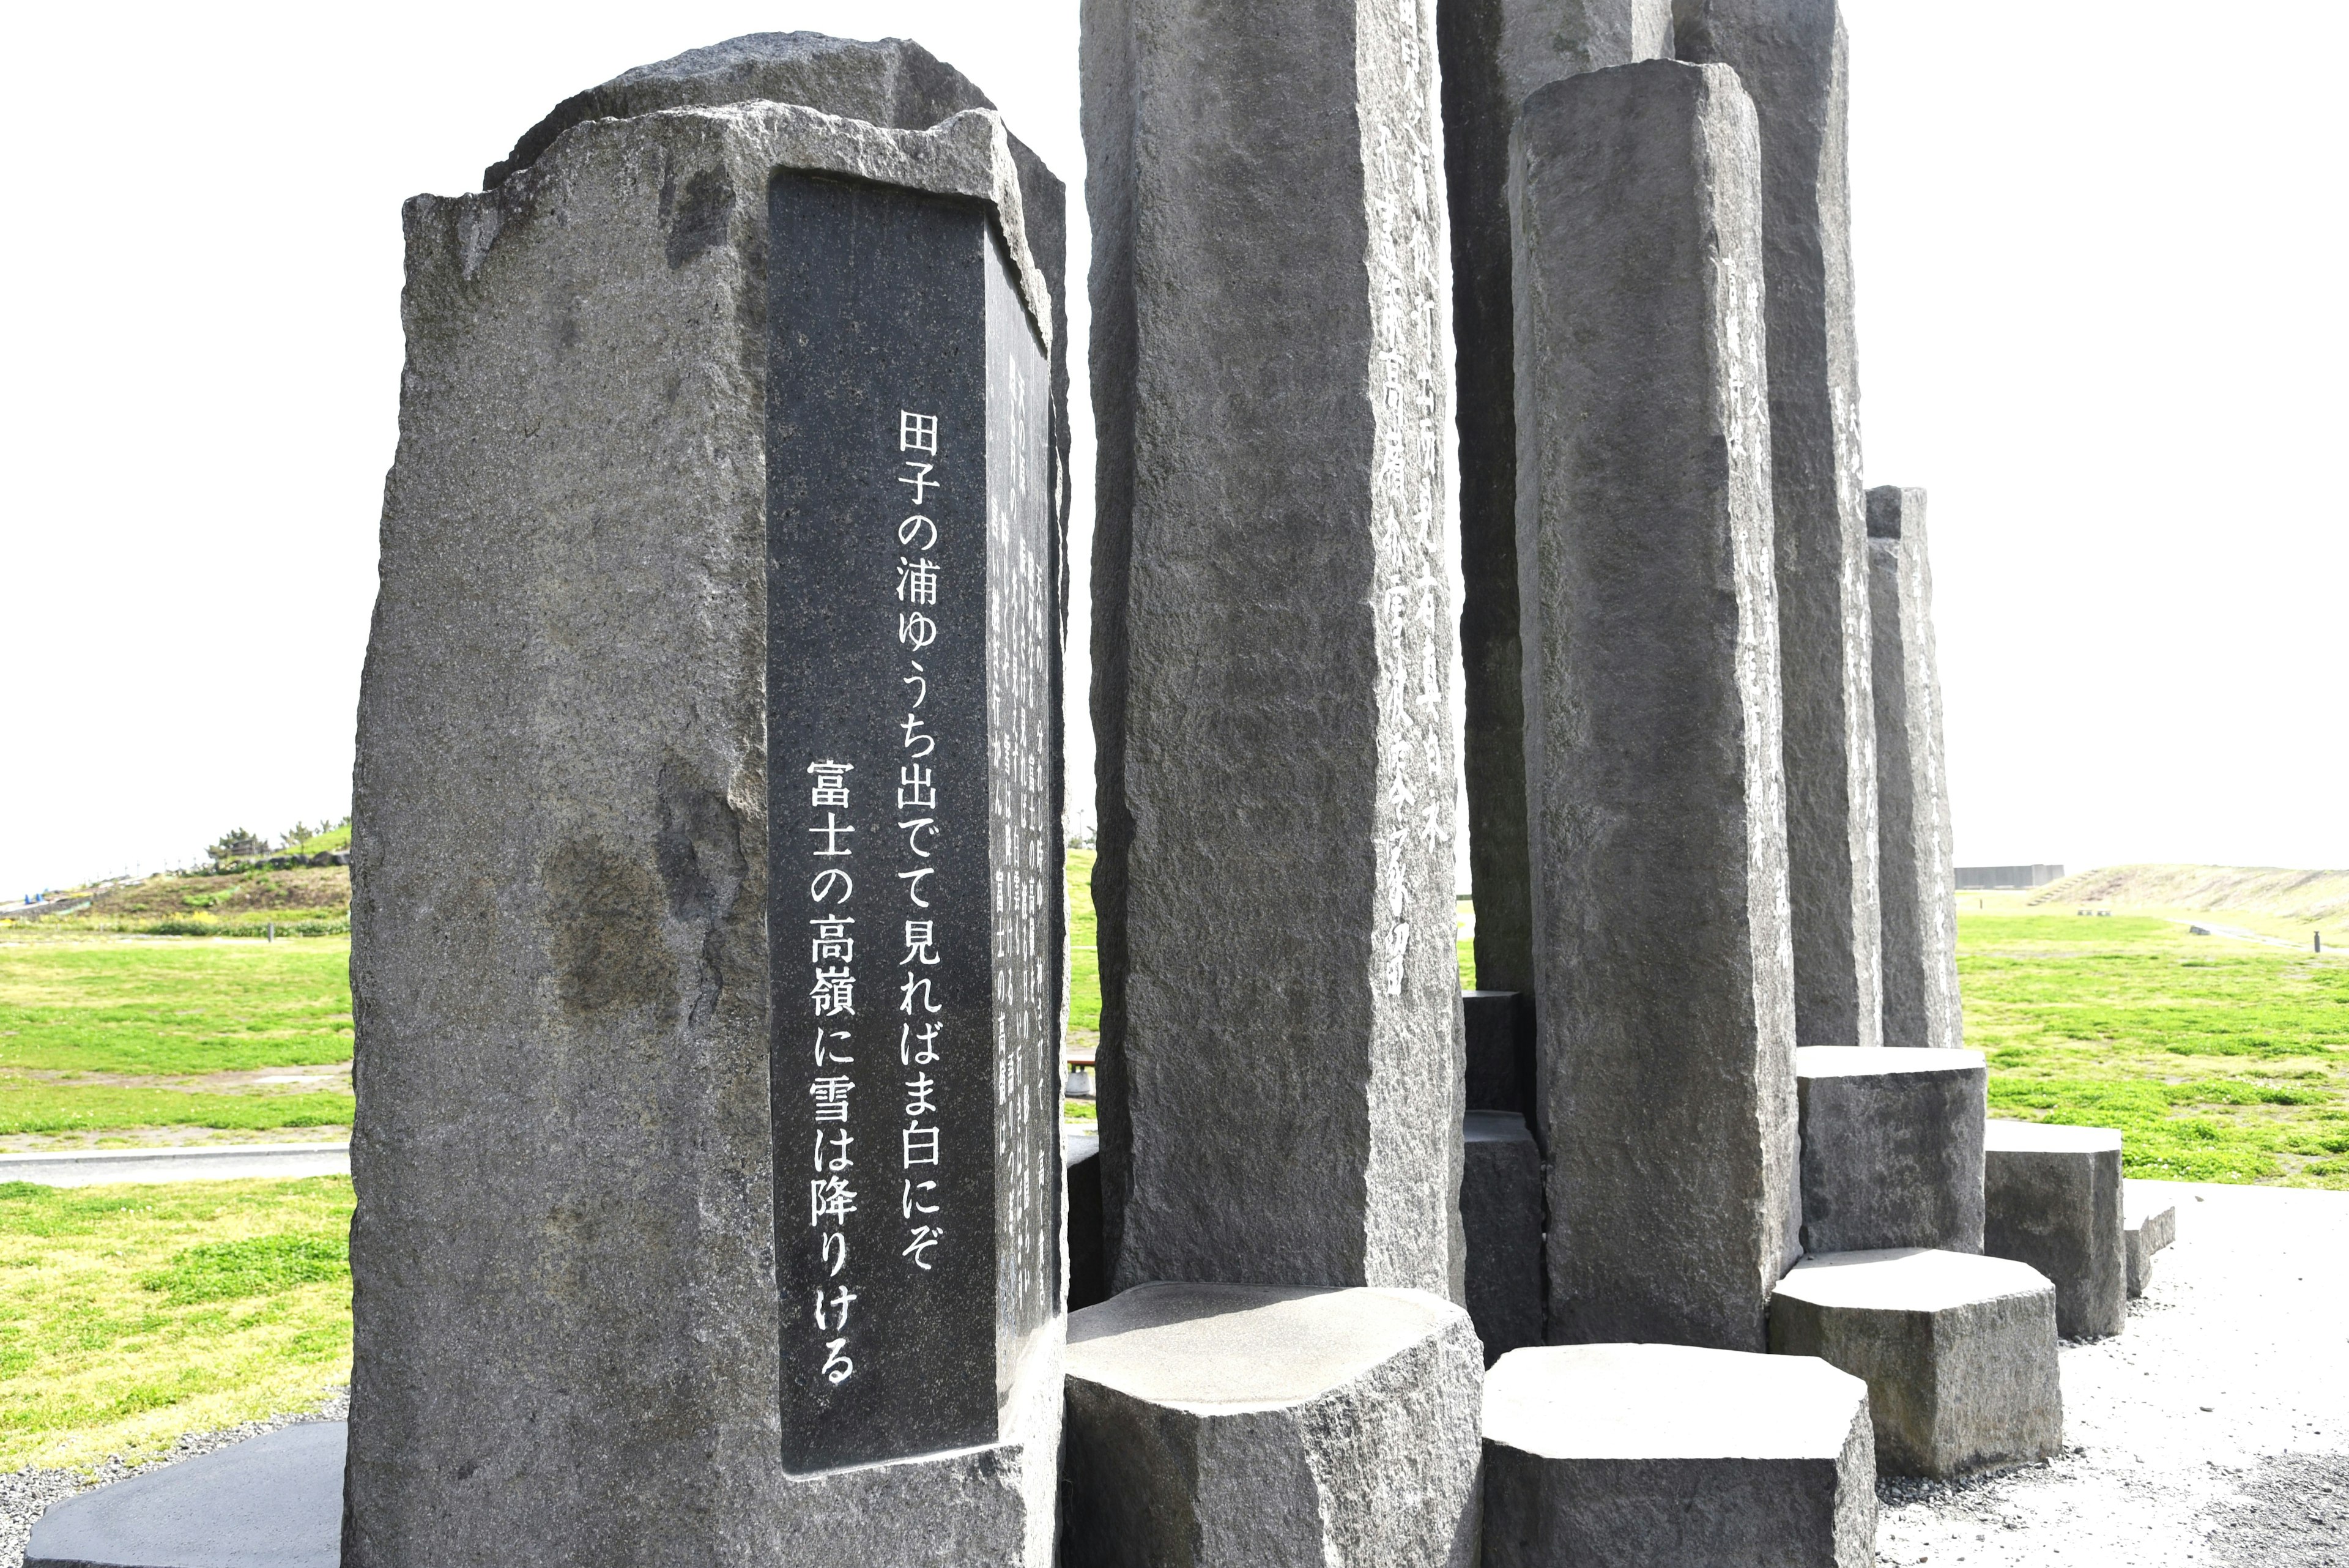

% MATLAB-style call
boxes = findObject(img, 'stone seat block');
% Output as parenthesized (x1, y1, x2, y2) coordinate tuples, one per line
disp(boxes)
(1769, 1247, 2061, 1479)
(1482, 1343, 1875, 1568)
(2124, 1180, 2179, 1298)
(1797, 1047, 1986, 1254)
(1463, 1111, 1543, 1364)
(1062, 1282, 1482, 1568)
(1984, 1121, 2126, 1338)
(1464, 991, 1537, 1118)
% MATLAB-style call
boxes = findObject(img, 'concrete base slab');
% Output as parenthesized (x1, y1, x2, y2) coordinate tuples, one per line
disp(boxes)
(1482, 1343, 1876, 1567)
(2124, 1180, 2177, 1298)
(1770, 1248, 2061, 1479)
(1797, 1047, 1985, 1254)
(1462, 1112, 1543, 1364)
(1061, 1282, 1482, 1567)
(25, 1421, 341, 1568)
(1985, 1121, 2126, 1338)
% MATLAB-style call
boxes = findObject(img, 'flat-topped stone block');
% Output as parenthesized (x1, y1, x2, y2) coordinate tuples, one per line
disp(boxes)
(1062, 1282, 1482, 1567)
(1482, 1343, 1875, 1567)
(1770, 1248, 2061, 1479)
(1984, 1121, 2126, 1338)
(1463, 1111, 1544, 1364)
(26, 1421, 343, 1568)
(1797, 1046, 1985, 1254)
(2125, 1181, 2179, 1298)
(1464, 991, 1537, 1119)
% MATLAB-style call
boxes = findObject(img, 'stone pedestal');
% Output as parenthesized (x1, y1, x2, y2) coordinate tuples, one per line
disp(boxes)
(1796, 1046, 1984, 1254)
(1867, 486, 1961, 1050)
(2126, 1180, 2179, 1298)
(1770, 1249, 2061, 1479)
(1463, 990, 1537, 1121)
(348, 39, 1066, 1567)
(1984, 1122, 2126, 1339)
(1463, 1111, 1545, 1363)
(1083, 0, 1464, 1297)
(1482, 1343, 1876, 1567)
(1062, 1284, 1483, 1568)
(1675, 0, 1883, 1052)
(1513, 58, 1800, 1351)
(1438, 0, 1674, 998)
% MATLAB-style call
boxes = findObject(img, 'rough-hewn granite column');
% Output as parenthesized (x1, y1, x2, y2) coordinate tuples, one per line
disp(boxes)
(1439, 1, 1675, 996)
(1674, 0, 1882, 1048)
(1084, 0, 1464, 1297)
(1868, 486, 1962, 1049)
(348, 38, 1067, 1568)
(1513, 58, 1800, 1350)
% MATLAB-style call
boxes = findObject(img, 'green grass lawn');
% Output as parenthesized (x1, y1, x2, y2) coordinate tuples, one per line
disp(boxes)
(0, 937, 354, 1141)
(0, 1176, 351, 1470)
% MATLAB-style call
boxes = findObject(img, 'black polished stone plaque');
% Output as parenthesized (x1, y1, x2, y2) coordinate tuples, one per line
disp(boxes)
(767, 170, 1057, 1474)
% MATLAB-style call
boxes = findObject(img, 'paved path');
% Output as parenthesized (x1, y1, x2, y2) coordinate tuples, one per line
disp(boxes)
(1878, 1179, 2349, 1566)
(0, 1143, 348, 1186)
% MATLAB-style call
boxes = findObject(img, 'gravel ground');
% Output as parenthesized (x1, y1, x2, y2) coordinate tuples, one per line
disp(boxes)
(0, 1389, 345, 1568)
(1876, 1180, 2349, 1566)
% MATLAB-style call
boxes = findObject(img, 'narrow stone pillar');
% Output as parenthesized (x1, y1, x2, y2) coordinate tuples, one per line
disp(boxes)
(348, 37, 1066, 1567)
(1084, 0, 1464, 1297)
(1868, 486, 1962, 1049)
(1674, 0, 1882, 1048)
(1513, 58, 1800, 1351)
(1439, 0, 1675, 996)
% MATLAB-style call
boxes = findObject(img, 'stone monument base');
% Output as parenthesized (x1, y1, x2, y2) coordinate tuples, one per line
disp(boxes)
(1770, 1247, 2062, 1479)
(1061, 1282, 1482, 1568)
(25, 1421, 342, 1568)
(1985, 1121, 2126, 1338)
(1462, 1110, 1543, 1363)
(1480, 1343, 1876, 1567)
(1795, 1046, 1986, 1254)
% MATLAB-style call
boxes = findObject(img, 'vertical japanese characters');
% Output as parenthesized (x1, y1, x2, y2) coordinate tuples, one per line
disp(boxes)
(895, 409, 947, 1277)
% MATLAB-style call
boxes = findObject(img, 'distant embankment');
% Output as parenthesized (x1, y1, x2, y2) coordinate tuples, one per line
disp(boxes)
(2030, 864, 2349, 925)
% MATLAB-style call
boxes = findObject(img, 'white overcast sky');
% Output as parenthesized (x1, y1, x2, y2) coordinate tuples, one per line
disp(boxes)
(1, 0, 2341, 899)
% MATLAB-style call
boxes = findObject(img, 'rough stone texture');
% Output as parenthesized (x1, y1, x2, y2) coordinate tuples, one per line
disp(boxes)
(1463, 1111, 1545, 1364)
(1796, 1045, 1984, 1255)
(1513, 58, 1799, 1351)
(1770, 1249, 2062, 1480)
(25, 1422, 342, 1568)
(1675, 0, 1882, 1051)
(1061, 1283, 1483, 1568)
(1438, 0, 1674, 998)
(1482, 1343, 1876, 1567)
(1463, 990, 1535, 1121)
(1083, 0, 1464, 1297)
(2124, 1180, 2177, 1298)
(1867, 485, 1962, 1050)
(1983, 1122, 2126, 1339)
(349, 92, 1062, 1568)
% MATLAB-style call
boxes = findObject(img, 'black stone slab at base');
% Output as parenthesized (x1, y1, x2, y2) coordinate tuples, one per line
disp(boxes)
(1065, 1132, 1105, 1312)
(25, 1423, 341, 1568)
(768, 169, 1059, 1473)
(1463, 1111, 1544, 1365)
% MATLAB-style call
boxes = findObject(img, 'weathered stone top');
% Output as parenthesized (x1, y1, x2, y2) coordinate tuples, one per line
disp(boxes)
(414, 100, 1053, 352)
(1773, 1247, 2054, 1312)
(1066, 1284, 1463, 1411)
(486, 31, 998, 187)
(1986, 1121, 2124, 1154)
(1796, 1046, 1986, 1079)
(1483, 1344, 1866, 1458)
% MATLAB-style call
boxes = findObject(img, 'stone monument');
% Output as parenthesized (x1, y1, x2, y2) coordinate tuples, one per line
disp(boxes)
(347, 35, 1068, 1567)
(1675, 0, 1884, 1050)
(1868, 485, 1962, 1050)
(1439, 0, 1675, 998)
(1512, 56, 1800, 1351)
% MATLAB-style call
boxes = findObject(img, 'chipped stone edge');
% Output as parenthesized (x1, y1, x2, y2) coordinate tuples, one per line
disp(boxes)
(412, 102, 1052, 354)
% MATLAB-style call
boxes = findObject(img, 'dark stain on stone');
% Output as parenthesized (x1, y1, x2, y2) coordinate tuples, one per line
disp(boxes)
(655, 758, 745, 1027)
(546, 839, 674, 1019)
(661, 168, 735, 271)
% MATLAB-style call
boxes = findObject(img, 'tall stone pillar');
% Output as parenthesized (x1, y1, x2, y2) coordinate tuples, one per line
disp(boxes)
(1868, 486, 1962, 1049)
(1674, 0, 1882, 1048)
(1441, 0, 1675, 998)
(1084, 0, 1464, 1298)
(1513, 58, 1800, 1351)
(347, 37, 1067, 1568)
